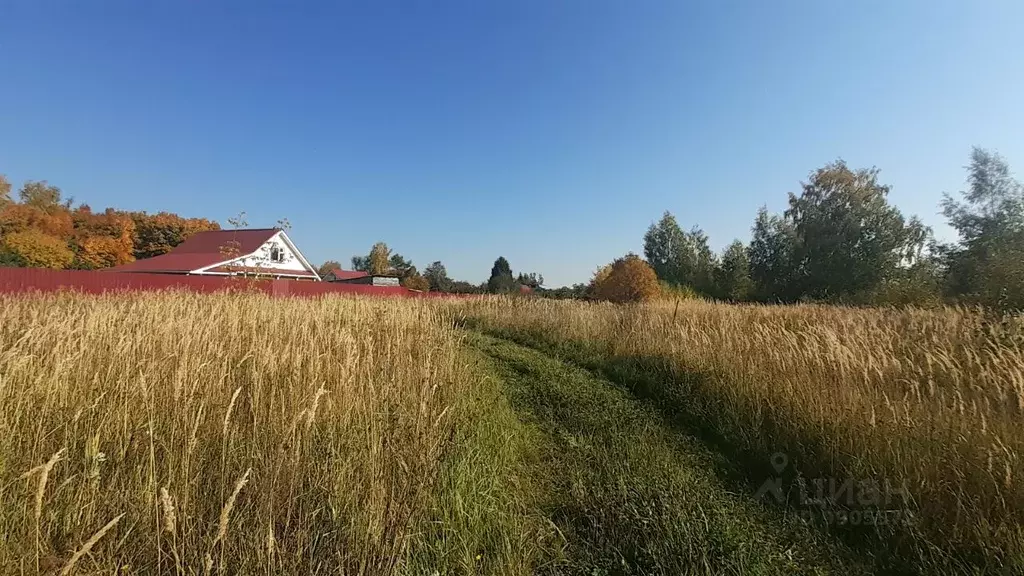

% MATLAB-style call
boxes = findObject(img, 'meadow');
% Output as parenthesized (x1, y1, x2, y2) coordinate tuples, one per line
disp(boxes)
(0, 293, 538, 575)
(1, 291, 1021, 574)
(461, 297, 1024, 573)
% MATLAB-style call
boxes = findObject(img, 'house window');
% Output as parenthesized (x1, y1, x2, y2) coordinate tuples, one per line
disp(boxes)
(270, 246, 283, 263)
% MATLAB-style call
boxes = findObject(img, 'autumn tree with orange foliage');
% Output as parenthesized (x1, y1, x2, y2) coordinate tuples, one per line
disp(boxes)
(0, 173, 219, 269)
(588, 263, 612, 295)
(0, 175, 11, 207)
(0, 202, 74, 238)
(0, 181, 74, 268)
(591, 254, 661, 303)
(71, 207, 137, 268)
(130, 211, 220, 259)
(0, 229, 75, 269)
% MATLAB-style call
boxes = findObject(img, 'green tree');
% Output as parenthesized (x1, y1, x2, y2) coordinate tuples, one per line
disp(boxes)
(874, 257, 944, 307)
(747, 207, 801, 302)
(686, 226, 717, 295)
(714, 240, 753, 301)
(941, 147, 1024, 309)
(389, 253, 414, 277)
(538, 283, 588, 299)
(487, 256, 515, 294)
(351, 245, 413, 277)
(402, 272, 430, 291)
(516, 272, 544, 289)
(129, 212, 220, 259)
(317, 260, 342, 277)
(450, 280, 485, 294)
(644, 212, 688, 283)
(424, 261, 452, 292)
(785, 161, 923, 302)
(351, 255, 369, 271)
(368, 242, 390, 275)
(0, 248, 22, 267)
(643, 211, 715, 294)
(18, 181, 65, 212)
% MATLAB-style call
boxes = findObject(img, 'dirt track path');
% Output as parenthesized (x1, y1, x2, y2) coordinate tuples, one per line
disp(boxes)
(466, 330, 867, 576)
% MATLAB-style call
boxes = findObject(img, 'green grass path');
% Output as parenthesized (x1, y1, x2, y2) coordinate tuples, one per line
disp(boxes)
(465, 330, 868, 576)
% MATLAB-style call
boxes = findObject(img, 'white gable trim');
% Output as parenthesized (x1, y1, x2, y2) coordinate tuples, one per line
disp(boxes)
(190, 259, 239, 274)
(190, 271, 315, 278)
(191, 230, 321, 280)
(276, 231, 321, 280)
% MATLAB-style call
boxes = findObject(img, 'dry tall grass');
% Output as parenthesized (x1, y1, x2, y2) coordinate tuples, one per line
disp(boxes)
(462, 297, 1024, 568)
(7, 290, 1021, 571)
(0, 292, 527, 574)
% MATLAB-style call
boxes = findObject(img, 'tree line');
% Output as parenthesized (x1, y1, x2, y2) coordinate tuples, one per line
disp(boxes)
(0, 171, 547, 294)
(0, 176, 219, 269)
(5, 146, 1021, 309)
(630, 147, 1023, 310)
(398, 146, 1021, 309)
(316, 245, 544, 294)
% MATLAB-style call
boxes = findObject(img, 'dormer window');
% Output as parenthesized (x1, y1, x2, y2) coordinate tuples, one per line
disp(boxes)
(269, 245, 284, 263)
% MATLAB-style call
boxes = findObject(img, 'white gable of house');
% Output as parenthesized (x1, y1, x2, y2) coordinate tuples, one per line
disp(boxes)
(194, 231, 320, 279)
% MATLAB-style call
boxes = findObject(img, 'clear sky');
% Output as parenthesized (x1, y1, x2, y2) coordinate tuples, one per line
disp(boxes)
(1, 1, 1022, 286)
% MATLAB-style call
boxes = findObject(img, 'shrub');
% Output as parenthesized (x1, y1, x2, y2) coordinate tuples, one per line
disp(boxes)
(658, 281, 703, 301)
(402, 272, 430, 292)
(592, 254, 661, 303)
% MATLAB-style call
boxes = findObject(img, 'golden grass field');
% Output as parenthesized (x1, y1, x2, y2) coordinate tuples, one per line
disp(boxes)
(463, 297, 1024, 569)
(0, 293, 539, 575)
(2, 291, 1022, 574)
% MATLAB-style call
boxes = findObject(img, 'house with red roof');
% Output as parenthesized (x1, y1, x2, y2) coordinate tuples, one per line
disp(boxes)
(321, 268, 401, 286)
(110, 228, 320, 280)
(321, 269, 369, 282)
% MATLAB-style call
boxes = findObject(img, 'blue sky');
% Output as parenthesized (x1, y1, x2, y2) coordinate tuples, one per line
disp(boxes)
(1, 1, 1022, 286)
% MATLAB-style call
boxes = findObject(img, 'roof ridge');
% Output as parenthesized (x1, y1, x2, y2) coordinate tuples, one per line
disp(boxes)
(197, 227, 281, 232)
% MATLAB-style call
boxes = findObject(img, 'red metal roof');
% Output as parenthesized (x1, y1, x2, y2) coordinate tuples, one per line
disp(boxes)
(328, 269, 370, 280)
(0, 267, 425, 297)
(111, 229, 281, 274)
(163, 229, 279, 255)
(205, 264, 318, 277)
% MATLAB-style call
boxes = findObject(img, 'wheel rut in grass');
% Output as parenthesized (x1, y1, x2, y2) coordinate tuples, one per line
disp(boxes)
(465, 330, 868, 576)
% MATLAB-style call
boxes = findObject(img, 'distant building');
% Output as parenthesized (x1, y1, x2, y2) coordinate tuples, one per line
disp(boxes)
(322, 268, 401, 287)
(321, 269, 369, 282)
(109, 228, 320, 280)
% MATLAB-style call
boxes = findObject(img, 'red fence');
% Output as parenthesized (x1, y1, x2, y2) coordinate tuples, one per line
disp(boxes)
(0, 267, 449, 298)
